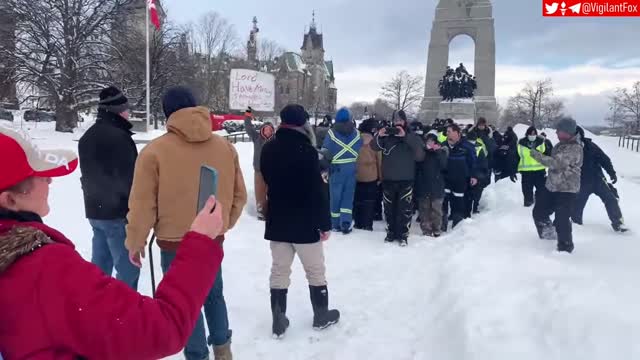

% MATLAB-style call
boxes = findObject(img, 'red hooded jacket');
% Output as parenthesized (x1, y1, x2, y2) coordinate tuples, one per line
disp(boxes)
(0, 216, 223, 360)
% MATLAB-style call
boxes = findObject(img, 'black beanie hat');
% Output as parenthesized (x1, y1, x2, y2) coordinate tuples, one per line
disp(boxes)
(162, 86, 198, 119)
(99, 86, 129, 115)
(280, 104, 308, 127)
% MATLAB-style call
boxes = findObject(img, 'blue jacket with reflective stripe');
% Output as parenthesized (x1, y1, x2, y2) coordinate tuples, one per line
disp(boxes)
(322, 123, 362, 174)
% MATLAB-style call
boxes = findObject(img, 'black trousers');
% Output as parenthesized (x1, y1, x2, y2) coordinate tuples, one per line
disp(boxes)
(464, 184, 486, 217)
(533, 189, 576, 248)
(383, 181, 414, 240)
(521, 170, 547, 205)
(573, 178, 623, 225)
(354, 181, 378, 230)
(443, 180, 468, 230)
(374, 184, 384, 221)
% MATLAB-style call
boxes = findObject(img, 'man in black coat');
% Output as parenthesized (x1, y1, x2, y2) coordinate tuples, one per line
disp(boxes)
(442, 124, 478, 231)
(260, 104, 339, 338)
(371, 110, 426, 246)
(78, 86, 139, 290)
(572, 127, 628, 233)
(493, 127, 518, 182)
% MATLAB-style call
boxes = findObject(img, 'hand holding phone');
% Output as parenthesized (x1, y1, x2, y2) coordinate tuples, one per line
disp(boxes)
(198, 166, 219, 213)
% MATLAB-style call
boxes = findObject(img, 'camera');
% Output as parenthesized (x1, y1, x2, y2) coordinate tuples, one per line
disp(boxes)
(385, 126, 400, 136)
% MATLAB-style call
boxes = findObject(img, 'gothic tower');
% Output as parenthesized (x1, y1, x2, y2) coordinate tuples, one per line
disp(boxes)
(247, 17, 259, 69)
(301, 11, 325, 66)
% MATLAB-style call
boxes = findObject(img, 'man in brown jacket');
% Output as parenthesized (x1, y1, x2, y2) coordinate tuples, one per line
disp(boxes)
(126, 86, 247, 360)
(354, 120, 382, 231)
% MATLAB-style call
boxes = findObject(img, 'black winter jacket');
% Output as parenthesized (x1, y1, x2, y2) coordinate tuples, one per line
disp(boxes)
(444, 139, 477, 191)
(78, 111, 137, 220)
(581, 137, 616, 183)
(371, 132, 426, 182)
(261, 128, 331, 244)
(415, 147, 449, 199)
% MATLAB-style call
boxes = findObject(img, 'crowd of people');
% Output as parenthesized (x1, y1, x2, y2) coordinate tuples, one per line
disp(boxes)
(0, 83, 629, 359)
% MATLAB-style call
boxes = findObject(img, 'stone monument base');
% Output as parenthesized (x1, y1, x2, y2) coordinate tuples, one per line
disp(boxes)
(421, 96, 498, 125)
(437, 99, 476, 125)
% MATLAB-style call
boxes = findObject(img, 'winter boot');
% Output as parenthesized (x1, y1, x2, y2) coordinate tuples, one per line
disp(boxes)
(309, 286, 340, 330)
(612, 222, 629, 233)
(270, 289, 290, 339)
(535, 220, 556, 240)
(399, 238, 408, 247)
(432, 231, 442, 238)
(524, 200, 534, 208)
(384, 233, 395, 243)
(213, 340, 232, 360)
(557, 241, 575, 254)
(341, 222, 353, 235)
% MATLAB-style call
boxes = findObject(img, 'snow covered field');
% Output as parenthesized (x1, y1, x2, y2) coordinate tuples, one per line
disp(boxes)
(3, 121, 640, 360)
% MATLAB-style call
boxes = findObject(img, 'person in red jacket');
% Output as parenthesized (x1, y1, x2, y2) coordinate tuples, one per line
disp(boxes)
(0, 125, 225, 360)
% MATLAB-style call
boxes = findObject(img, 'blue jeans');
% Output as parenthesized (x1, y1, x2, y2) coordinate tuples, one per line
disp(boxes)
(89, 219, 140, 290)
(161, 250, 231, 360)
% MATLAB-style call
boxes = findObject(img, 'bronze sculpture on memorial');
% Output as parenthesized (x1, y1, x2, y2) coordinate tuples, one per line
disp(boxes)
(438, 63, 477, 102)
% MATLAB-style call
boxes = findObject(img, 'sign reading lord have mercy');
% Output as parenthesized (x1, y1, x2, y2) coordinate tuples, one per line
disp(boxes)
(229, 69, 275, 112)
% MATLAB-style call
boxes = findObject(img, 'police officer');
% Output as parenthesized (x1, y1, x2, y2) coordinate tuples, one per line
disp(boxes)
(517, 127, 552, 207)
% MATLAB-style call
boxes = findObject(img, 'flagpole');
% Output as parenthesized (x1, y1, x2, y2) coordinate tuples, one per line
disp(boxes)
(145, 0, 152, 130)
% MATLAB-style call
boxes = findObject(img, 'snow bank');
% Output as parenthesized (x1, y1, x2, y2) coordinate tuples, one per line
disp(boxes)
(10, 124, 640, 360)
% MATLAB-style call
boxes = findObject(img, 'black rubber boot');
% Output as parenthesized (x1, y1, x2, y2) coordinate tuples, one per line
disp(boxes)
(270, 289, 290, 338)
(309, 286, 340, 330)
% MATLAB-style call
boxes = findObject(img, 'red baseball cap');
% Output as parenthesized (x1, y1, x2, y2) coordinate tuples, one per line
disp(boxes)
(0, 126, 78, 190)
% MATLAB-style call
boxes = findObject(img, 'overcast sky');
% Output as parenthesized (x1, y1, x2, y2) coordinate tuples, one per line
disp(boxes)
(162, 0, 640, 125)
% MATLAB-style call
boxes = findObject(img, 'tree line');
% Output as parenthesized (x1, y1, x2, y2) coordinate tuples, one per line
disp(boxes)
(0, 0, 285, 132)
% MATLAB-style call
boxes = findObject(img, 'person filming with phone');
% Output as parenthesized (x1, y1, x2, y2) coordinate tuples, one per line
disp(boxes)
(371, 110, 425, 246)
(126, 86, 247, 360)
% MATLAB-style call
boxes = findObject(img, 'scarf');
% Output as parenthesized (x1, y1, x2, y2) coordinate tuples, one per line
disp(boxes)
(0, 210, 53, 274)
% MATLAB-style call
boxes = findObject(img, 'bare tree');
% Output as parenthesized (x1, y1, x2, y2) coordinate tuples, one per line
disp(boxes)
(348, 101, 371, 120)
(606, 98, 625, 129)
(611, 81, 640, 133)
(258, 39, 285, 64)
(380, 71, 424, 112)
(372, 98, 395, 120)
(185, 12, 239, 112)
(505, 79, 565, 129)
(0, 0, 133, 132)
(109, 20, 184, 127)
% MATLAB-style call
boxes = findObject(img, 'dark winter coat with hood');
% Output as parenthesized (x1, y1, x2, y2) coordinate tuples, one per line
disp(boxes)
(261, 127, 332, 244)
(415, 147, 449, 199)
(444, 138, 477, 191)
(78, 110, 138, 220)
(494, 129, 519, 177)
(580, 136, 616, 184)
(0, 210, 224, 360)
(245, 117, 274, 171)
(371, 129, 426, 182)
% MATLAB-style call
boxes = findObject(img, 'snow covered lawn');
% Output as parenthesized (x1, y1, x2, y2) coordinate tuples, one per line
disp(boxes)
(5, 121, 640, 360)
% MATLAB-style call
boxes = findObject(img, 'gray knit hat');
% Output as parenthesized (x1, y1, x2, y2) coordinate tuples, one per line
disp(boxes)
(556, 117, 577, 135)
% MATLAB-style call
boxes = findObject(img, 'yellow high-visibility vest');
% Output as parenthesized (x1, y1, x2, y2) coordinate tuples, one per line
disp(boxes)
(517, 143, 547, 172)
(437, 132, 447, 143)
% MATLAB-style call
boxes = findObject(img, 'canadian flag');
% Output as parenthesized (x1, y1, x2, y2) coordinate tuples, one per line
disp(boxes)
(148, 0, 160, 30)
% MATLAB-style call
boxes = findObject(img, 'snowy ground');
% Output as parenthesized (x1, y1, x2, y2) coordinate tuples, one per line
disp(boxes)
(3, 121, 640, 360)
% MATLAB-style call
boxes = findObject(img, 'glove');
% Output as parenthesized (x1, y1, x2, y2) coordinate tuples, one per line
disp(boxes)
(611, 174, 618, 185)
(510, 174, 518, 183)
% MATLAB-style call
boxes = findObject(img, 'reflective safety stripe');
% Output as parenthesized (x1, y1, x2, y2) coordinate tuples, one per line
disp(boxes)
(331, 213, 340, 218)
(518, 143, 546, 172)
(477, 138, 488, 155)
(452, 192, 465, 198)
(476, 146, 485, 157)
(332, 158, 357, 164)
(340, 208, 353, 214)
(445, 189, 452, 194)
(400, 189, 413, 201)
(328, 130, 360, 164)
